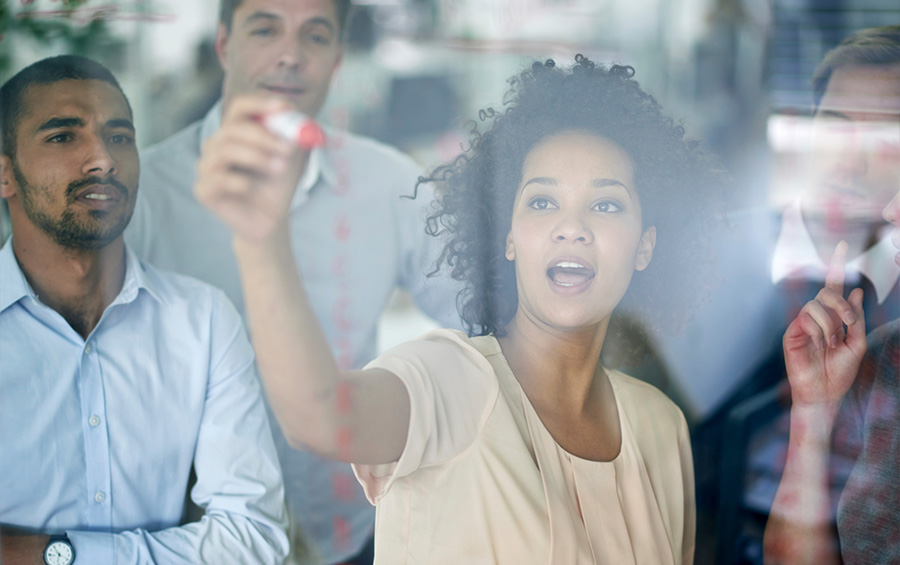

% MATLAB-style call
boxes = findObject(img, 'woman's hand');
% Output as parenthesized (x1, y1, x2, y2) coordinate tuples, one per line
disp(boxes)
(782, 241, 867, 408)
(194, 96, 412, 465)
(194, 95, 303, 245)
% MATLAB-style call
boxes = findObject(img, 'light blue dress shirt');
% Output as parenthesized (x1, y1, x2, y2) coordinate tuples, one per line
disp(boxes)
(126, 102, 462, 564)
(0, 241, 289, 563)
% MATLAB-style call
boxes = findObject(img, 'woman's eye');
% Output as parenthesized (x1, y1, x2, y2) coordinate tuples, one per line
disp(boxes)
(528, 197, 556, 210)
(594, 201, 622, 213)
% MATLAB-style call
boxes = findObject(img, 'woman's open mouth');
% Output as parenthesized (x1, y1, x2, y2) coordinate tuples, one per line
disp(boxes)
(547, 260, 596, 290)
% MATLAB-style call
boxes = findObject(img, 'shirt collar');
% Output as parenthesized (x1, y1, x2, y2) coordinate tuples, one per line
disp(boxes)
(119, 245, 166, 306)
(0, 238, 164, 314)
(201, 100, 337, 209)
(771, 200, 900, 304)
(0, 239, 33, 313)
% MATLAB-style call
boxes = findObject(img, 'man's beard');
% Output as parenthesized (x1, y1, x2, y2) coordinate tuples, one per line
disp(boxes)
(12, 159, 133, 250)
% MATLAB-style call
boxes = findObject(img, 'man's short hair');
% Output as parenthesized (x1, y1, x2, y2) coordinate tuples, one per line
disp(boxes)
(219, 0, 352, 34)
(812, 25, 900, 108)
(0, 55, 130, 159)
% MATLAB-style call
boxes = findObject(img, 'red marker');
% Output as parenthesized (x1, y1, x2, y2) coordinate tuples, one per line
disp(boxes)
(259, 112, 326, 149)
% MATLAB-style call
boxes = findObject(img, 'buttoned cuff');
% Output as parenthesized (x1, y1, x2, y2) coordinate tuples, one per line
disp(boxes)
(66, 530, 115, 564)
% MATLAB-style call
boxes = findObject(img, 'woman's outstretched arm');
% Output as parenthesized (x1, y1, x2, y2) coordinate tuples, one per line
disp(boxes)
(763, 242, 866, 565)
(195, 95, 410, 465)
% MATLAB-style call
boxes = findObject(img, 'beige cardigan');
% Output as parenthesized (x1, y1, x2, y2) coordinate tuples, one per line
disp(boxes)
(354, 329, 695, 564)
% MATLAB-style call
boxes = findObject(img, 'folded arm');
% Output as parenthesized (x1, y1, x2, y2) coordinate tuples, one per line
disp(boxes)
(64, 296, 288, 564)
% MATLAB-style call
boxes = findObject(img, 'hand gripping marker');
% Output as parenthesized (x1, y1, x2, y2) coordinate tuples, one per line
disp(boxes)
(260, 112, 326, 149)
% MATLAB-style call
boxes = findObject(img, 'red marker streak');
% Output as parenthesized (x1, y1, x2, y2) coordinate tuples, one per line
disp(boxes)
(333, 516, 350, 554)
(17, 5, 176, 23)
(336, 428, 353, 462)
(331, 256, 347, 277)
(334, 215, 351, 241)
(336, 337, 354, 371)
(333, 297, 353, 333)
(336, 381, 352, 414)
(333, 169, 351, 197)
(337, 353, 353, 371)
(332, 473, 356, 502)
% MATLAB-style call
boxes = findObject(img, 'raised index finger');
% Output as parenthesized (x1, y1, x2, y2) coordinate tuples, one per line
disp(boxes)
(825, 240, 848, 294)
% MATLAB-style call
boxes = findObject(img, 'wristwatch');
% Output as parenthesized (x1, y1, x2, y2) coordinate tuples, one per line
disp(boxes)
(43, 534, 75, 565)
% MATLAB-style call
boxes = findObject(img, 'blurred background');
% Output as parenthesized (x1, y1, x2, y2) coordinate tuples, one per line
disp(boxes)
(6, 0, 897, 208)
(1, 1, 898, 563)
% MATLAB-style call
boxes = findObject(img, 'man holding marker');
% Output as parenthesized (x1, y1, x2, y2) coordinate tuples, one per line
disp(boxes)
(126, 0, 461, 563)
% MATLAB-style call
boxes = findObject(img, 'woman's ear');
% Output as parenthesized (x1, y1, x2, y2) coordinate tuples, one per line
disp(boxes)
(505, 231, 515, 262)
(635, 226, 656, 271)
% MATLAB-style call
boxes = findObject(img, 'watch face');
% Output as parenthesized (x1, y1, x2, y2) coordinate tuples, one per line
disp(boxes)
(44, 540, 74, 565)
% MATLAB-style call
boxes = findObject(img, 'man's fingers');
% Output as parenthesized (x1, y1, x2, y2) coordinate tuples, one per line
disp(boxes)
(824, 240, 848, 293)
(814, 287, 857, 326)
(802, 299, 844, 347)
(802, 286, 867, 354)
(845, 287, 867, 352)
(794, 310, 826, 351)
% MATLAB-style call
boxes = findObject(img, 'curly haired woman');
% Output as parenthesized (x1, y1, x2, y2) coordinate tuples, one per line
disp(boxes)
(195, 55, 727, 564)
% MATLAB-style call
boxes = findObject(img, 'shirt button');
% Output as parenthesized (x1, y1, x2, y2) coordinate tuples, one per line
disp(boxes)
(89, 415, 101, 427)
(84, 343, 93, 355)
(95, 491, 106, 503)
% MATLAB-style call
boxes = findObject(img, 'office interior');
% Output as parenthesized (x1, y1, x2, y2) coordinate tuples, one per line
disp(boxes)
(2, 0, 898, 563)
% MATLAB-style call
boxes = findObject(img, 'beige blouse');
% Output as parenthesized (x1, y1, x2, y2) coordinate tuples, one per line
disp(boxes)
(353, 329, 695, 564)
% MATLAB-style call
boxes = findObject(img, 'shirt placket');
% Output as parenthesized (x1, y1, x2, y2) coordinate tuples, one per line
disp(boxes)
(78, 337, 112, 528)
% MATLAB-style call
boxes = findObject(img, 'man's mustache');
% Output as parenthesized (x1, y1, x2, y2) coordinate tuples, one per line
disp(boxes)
(66, 176, 129, 199)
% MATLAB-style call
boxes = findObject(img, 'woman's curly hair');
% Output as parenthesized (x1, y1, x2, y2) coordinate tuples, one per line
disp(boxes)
(423, 55, 728, 337)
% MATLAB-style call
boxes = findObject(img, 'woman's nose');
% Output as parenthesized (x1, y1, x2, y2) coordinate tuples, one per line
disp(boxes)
(552, 213, 593, 244)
